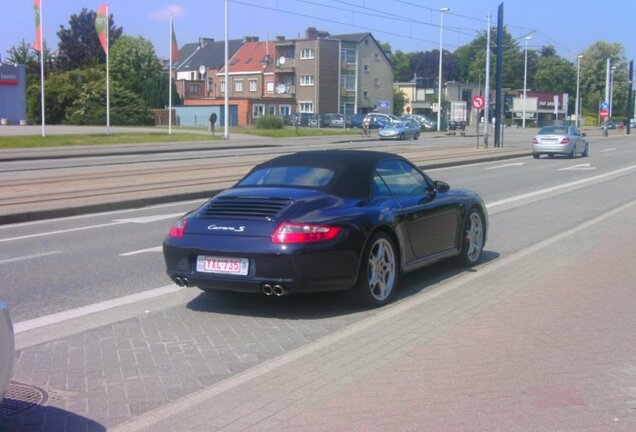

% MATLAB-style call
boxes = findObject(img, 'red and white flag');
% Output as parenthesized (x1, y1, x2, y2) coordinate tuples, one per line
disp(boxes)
(33, 0, 42, 52)
(95, 4, 109, 54)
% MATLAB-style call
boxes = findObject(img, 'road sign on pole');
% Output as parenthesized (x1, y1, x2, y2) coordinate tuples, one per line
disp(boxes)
(472, 95, 485, 110)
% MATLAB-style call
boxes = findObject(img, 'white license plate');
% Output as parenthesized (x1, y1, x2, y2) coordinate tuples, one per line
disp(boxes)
(196, 256, 249, 275)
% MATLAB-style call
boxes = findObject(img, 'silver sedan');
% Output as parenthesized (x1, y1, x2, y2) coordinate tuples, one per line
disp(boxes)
(531, 126, 589, 159)
(0, 299, 14, 402)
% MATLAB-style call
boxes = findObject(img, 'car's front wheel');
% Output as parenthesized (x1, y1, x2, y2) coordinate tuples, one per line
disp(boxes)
(533, 153, 540, 159)
(582, 143, 589, 157)
(458, 208, 485, 266)
(355, 232, 398, 307)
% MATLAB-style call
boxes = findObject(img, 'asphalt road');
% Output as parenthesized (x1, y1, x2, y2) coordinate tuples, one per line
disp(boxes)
(1, 134, 635, 322)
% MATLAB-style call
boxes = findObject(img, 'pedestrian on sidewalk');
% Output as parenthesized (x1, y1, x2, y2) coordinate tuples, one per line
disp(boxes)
(209, 113, 217, 135)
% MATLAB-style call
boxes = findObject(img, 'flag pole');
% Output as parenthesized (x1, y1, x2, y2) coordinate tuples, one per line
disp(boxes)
(38, 0, 45, 137)
(169, 14, 173, 135)
(106, 3, 110, 135)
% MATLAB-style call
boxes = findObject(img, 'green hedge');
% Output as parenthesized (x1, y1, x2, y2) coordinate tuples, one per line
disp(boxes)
(256, 116, 284, 129)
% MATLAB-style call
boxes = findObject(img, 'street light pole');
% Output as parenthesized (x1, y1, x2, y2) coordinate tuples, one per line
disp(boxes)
(610, 65, 617, 118)
(437, 7, 449, 132)
(575, 55, 583, 128)
(522, 36, 532, 128)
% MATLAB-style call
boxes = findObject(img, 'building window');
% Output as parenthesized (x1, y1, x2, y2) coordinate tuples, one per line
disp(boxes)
(190, 83, 200, 93)
(268, 105, 276, 115)
(253, 104, 265, 117)
(235, 80, 243, 92)
(340, 74, 355, 90)
(279, 105, 291, 116)
(298, 102, 313, 113)
(249, 79, 257, 92)
(220, 81, 225, 93)
(363, 91, 368, 97)
(364, 65, 369, 72)
(266, 82, 274, 93)
(341, 48, 356, 64)
(374, 78, 380, 87)
(299, 75, 314, 86)
(207, 79, 213, 92)
(300, 48, 314, 59)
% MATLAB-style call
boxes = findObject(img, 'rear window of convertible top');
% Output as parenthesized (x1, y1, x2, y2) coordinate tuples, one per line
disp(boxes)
(239, 166, 335, 188)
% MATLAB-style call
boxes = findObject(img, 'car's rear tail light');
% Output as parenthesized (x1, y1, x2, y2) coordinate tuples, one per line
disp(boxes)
(272, 223, 341, 244)
(560, 137, 570, 144)
(532, 138, 538, 144)
(168, 218, 188, 238)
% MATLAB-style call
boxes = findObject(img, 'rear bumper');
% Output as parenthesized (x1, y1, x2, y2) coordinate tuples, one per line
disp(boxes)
(532, 142, 573, 155)
(163, 241, 360, 294)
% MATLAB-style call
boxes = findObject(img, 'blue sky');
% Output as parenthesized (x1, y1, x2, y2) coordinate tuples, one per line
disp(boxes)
(2, 0, 634, 65)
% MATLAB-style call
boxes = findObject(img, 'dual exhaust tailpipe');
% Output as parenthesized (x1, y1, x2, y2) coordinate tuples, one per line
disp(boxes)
(174, 276, 191, 287)
(262, 283, 287, 297)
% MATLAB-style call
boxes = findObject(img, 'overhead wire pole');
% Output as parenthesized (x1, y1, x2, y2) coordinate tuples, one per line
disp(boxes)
(483, 13, 491, 148)
(36, 0, 46, 137)
(494, 2, 504, 148)
(604, 58, 610, 137)
(224, 0, 229, 140)
(436, 7, 449, 132)
(627, 60, 633, 135)
(168, 14, 174, 135)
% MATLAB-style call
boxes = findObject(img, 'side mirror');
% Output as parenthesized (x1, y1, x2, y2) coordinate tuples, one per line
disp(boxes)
(434, 180, 450, 193)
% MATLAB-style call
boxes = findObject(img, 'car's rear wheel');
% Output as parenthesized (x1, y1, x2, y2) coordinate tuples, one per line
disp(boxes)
(533, 153, 540, 159)
(569, 144, 576, 158)
(355, 232, 398, 307)
(459, 208, 485, 266)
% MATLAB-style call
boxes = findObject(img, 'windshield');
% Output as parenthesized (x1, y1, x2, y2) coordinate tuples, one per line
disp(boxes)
(539, 126, 568, 135)
(239, 166, 335, 188)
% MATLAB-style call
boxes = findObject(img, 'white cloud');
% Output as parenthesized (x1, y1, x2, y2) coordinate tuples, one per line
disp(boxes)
(148, 4, 185, 21)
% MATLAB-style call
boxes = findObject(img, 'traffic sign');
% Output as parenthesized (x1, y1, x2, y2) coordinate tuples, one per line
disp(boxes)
(471, 95, 485, 110)
(377, 100, 390, 109)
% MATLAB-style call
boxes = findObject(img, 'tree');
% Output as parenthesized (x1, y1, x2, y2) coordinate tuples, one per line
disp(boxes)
(110, 36, 161, 96)
(579, 41, 627, 117)
(392, 87, 408, 115)
(390, 50, 412, 82)
(5, 39, 54, 77)
(56, 8, 123, 71)
(66, 83, 153, 126)
(141, 73, 182, 109)
(26, 67, 104, 124)
(453, 26, 525, 89)
(533, 56, 575, 95)
(409, 50, 459, 83)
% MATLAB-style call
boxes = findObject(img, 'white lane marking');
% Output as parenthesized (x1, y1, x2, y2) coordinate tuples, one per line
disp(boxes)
(487, 164, 636, 209)
(111, 198, 636, 432)
(1, 212, 183, 243)
(0, 199, 203, 230)
(600, 148, 616, 153)
(0, 221, 127, 243)
(428, 155, 530, 172)
(0, 251, 62, 265)
(559, 163, 597, 171)
(484, 162, 525, 170)
(120, 246, 163, 256)
(113, 213, 183, 224)
(14, 285, 183, 333)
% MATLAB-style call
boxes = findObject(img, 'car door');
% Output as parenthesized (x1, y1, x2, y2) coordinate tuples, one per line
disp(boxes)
(375, 159, 461, 261)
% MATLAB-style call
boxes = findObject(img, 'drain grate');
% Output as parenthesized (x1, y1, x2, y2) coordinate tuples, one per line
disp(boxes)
(0, 381, 48, 418)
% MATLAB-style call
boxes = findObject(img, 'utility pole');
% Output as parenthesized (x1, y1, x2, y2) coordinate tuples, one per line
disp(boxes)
(627, 60, 633, 135)
(483, 14, 491, 148)
(494, 3, 504, 148)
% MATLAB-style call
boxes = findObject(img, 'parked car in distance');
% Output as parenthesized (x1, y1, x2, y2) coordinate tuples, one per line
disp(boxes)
(0, 299, 14, 402)
(403, 114, 436, 130)
(363, 113, 392, 129)
(346, 113, 366, 128)
(163, 150, 487, 307)
(379, 119, 421, 140)
(531, 125, 589, 159)
(324, 113, 345, 128)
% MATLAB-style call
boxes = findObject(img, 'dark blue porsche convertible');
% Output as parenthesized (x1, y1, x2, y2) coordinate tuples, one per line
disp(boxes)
(163, 150, 487, 307)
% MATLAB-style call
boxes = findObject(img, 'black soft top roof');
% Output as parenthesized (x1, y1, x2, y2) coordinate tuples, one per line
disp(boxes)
(246, 150, 405, 198)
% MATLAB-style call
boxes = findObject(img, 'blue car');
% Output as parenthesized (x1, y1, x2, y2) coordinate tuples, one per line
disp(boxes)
(163, 150, 487, 307)
(378, 120, 421, 140)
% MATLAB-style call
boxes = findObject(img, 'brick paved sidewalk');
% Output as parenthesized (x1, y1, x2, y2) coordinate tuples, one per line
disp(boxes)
(113, 200, 636, 432)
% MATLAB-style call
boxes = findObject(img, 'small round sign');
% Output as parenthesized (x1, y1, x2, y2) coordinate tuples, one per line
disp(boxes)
(472, 95, 485, 110)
